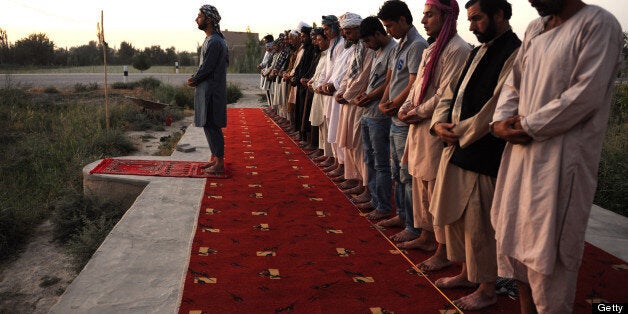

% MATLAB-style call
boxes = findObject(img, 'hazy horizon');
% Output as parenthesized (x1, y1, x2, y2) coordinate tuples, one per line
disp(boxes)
(2, 0, 626, 53)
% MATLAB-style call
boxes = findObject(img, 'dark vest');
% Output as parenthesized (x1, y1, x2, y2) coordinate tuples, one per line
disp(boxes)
(448, 30, 521, 177)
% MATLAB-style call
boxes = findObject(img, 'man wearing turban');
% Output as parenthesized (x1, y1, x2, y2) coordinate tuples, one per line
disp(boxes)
(187, 5, 228, 174)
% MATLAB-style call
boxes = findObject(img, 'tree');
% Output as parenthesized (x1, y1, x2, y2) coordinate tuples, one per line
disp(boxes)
(178, 51, 195, 66)
(165, 46, 177, 65)
(144, 45, 167, 65)
(68, 41, 100, 66)
(132, 52, 151, 72)
(13, 33, 55, 66)
(239, 31, 264, 73)
(117, 41, 137, 65)
(0, 28, 10, 64)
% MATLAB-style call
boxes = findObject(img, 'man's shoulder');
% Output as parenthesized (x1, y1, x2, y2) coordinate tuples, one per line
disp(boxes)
(580, 5, 621, 32)
(447, 34, 472, 53)
(407, 32, 429, 50)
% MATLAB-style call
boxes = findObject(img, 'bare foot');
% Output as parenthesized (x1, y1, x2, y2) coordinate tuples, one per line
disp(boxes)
(351, 190, 371, 203)
(203, 163, 225, 174)
(435, 273, 477, 289)
(453, 284, 497, 311)
(199, 159, 216, 169)
(418, 254, 452, 272)
(365, 210, 390, 220)
(342, 184, 364, 194)
(377, 215, 404, 228)
(390, 229, 419, 242)
(396, 237, 437, 251)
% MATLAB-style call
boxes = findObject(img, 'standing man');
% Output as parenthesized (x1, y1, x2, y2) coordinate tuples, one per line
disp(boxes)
(308, 28, 331, 160)
(188, 4, 228, 174)
(491, 0, 622, 312)
(334, 12, 374, 196)
(429, 0, 520, 310)
(396, 0, 470, 263)
(371, 0, 429, 234)
(354, 16, 397, 214)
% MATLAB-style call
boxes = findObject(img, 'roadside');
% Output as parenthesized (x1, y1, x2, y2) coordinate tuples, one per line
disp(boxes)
(0, 76, 264, 313)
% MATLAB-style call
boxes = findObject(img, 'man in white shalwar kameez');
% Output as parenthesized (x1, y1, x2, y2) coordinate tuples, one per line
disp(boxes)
(334, 13, 375, 195)
(308, 28, 331, 158)
(490, 0, 622, 312)
(314, 15, 345, 169)
(319, 49, 354, 178)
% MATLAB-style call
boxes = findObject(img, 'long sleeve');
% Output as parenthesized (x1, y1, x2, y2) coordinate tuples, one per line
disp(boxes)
(343, 49, 375, 101)
(520, 18, 622, 142)
(191, 36, 226, 84)
(415, 40, 469, 120)
(430, 84, 454, 132)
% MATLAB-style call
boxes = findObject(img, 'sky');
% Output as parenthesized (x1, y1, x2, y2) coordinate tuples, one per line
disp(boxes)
(1, 0, 626, 53)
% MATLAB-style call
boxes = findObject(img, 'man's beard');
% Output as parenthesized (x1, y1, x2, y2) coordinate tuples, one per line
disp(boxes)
(530, 0, 564, 16)
(474, 18, 497, 43)
(343, 36, 354, 49)
(198, 20, 209, 30)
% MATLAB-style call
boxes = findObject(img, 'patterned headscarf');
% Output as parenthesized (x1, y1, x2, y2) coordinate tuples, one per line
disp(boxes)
(200, 4, 224, 38)
(339, 12, 362, 29)
(417, 0, 459, 105)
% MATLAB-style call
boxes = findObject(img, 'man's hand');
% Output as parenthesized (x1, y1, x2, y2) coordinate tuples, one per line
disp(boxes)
(355, 93, 369, 107)
(323, 83, 336, 95)
(433, 122, 459, 145)
(493, 115, 533, 145)
(398, 108, 421, 124)
(335, 93, 348, 104)
(378, 100, 398, 116)
(186, 77, 197, 87)
(300, 78, 309, 86)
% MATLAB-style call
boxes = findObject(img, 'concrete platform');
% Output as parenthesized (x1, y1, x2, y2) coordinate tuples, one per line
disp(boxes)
(50, 117, 628, 313)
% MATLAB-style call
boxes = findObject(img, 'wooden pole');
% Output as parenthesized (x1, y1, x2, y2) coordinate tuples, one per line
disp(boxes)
(101, 10, 110, 131)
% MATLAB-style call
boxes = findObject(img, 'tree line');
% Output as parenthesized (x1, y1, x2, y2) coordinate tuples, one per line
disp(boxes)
(0, 28, 196, 69)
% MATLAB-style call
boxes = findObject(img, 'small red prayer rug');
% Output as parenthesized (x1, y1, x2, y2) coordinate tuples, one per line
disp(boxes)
(89, 158, 231, 178)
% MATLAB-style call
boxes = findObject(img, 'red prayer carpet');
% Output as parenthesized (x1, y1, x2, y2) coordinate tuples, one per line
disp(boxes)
(178, 108, 627, 313)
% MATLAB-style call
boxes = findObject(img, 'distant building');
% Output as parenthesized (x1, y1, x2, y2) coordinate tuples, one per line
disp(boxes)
(222, 30, 260, 62)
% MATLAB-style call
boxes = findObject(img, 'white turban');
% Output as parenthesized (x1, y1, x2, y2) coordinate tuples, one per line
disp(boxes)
(296, 21, 311, 32)
(339, 12, 362, 29)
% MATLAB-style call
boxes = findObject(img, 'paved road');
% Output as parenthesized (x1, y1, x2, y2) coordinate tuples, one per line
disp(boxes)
(0, 72, 261, 89)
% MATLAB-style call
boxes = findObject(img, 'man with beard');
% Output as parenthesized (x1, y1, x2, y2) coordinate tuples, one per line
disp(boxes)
(490, 0, 622, 312)
(313, 15, 345, 172)
(334, 13, 375, 200)
(429, 0, 520, 310)
(317, 15, 356, 182)
(291, 24, 317, 146)
(308, 28, 332, 159)
(188, 4, 228, 174)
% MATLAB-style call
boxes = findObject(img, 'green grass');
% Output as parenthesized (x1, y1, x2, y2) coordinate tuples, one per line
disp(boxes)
(594, 83, 627, 216)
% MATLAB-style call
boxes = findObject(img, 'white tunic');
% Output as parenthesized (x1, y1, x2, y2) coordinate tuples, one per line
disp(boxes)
(491, 5, 623, 275)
